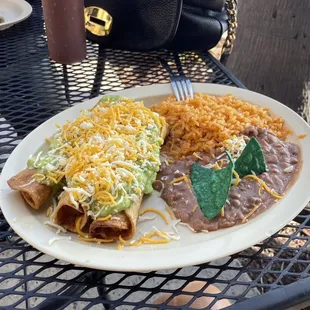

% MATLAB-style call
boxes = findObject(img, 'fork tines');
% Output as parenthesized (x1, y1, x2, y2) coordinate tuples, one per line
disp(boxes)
(171, 76, 193, 102)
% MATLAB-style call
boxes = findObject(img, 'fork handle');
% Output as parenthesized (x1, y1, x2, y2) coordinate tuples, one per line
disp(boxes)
(157, 57, 175, 76)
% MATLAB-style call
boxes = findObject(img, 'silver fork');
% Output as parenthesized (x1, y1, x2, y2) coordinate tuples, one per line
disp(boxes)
(158, 58, 194, 102)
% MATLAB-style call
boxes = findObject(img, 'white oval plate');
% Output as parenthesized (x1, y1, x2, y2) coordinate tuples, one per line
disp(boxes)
(1, 83, 310, 272)
(0, 0, 32, 31)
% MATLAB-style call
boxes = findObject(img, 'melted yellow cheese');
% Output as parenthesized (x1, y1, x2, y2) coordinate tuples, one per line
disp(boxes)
(139, 208, 169, 225)
(244, 175, 284, 199)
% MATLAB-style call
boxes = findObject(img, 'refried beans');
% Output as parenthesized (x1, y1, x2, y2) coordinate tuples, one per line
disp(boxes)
(153, 127, 300, 232)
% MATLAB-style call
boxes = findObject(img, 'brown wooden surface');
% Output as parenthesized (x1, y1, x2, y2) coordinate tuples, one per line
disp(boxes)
(227, 0, 310, 121)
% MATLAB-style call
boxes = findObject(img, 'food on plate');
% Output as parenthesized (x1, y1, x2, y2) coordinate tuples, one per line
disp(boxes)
(87, 195, 143, 240)
(7, 92, 301, 248)
(7, 169, 52, 209)
(8, 95, 167, 242)
(151, 93, 291, 158)
(52, 192, 88, 232)
(152, 94, 300, 232)
(0, 14, 4, 24)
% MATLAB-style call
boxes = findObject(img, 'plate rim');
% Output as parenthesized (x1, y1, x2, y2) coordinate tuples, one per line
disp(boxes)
(1, 83, 310, 271)
(0, 0, 32, 28)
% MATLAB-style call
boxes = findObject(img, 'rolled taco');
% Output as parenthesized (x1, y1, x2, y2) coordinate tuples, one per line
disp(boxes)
(7, 169, 52, 209)
(7, 95, 168, 244)
(51, 192, 88, 232)
(87, 121, 168, 241)
(89, 196, 142, 240)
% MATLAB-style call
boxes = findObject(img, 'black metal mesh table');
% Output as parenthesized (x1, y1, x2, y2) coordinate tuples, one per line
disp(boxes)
(1, 1, 310, 309)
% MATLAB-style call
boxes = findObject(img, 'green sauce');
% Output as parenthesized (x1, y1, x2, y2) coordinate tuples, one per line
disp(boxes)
(27, 139, 66, 185)
(27, 98, 163, 217)
(90, 126, 162, 217)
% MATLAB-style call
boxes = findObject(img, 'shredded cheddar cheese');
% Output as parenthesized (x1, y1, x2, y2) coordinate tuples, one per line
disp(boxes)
(75, 216, 88, 238)
(165, 205, 175, 219)
(169, 175, 188, 185)
(32, 173, 46, 182)
(233, 170, 240, 186)
(47, 175, 58, 184)
(242, 205, 260, 223)
(96, 215, 112, 222)
(193, 152, 203, 160)
(214, 162, 221, 170)
(78, 236, 114, 243)
(298, 133, 307, 139)
(139, 208, 169, 225)
(192, 205, 199, 213)
(141, 230, 174, 244)
(117, 230, 174, 249)
(139, 237, 169, 244)
(119, 235, 140, 246)
(33, 97, 165, 221)
(220, 207, 225, 217)
(169, 175, 191, 190)
(244, 175, 284, 199)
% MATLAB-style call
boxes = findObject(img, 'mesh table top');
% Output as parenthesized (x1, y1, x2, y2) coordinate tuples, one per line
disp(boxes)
(1, 1, 310, 309)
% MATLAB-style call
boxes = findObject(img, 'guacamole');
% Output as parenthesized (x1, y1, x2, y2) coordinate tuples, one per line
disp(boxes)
(27, 96, 164, 218)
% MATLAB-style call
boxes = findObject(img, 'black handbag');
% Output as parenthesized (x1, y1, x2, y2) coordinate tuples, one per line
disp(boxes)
(84, 0, 237, 56)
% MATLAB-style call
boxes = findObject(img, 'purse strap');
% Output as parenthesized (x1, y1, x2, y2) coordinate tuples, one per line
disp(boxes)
(221, 0, 238, 62)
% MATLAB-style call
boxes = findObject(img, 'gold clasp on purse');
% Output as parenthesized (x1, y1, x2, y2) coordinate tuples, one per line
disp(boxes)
(84, 6, 112, 36)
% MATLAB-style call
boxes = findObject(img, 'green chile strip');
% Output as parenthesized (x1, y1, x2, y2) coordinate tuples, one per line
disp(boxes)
(234, 137, 267, 178)
(191, 151, 234, 220)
